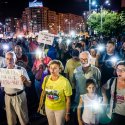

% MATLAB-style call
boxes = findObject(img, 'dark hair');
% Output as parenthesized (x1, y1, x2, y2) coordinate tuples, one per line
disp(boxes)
(72, 49, 79, 57)
(116, 61, 125, 68)
(107, 40, 115, 46)
(75, 43, 82, 49)
(89, 46, 97, 53)
(86, 78, 97, 88)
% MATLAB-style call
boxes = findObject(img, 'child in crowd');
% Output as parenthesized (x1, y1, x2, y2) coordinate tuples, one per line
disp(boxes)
(77, 78, 104, 125)
(89, 46, 99, 67)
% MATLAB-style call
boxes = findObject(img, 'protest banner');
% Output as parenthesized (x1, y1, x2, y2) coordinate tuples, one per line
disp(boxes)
(37, 32, 54, 45)
(0, 68, 23, 89)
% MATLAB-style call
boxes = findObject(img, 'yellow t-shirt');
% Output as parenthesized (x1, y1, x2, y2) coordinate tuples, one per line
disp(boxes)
(64, 58, 81, 89)
(42, 75, 72, 110)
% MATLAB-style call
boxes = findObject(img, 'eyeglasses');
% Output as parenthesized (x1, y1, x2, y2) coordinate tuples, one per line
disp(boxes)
(80, 58, 88, 63)
(116, 68, 125, 73)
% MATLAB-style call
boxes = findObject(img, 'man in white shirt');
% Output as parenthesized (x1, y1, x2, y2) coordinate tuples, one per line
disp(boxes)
(3, 51, 31, 125)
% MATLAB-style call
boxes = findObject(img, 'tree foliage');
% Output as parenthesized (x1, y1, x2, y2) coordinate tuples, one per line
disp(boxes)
(87, 10, 121, 36)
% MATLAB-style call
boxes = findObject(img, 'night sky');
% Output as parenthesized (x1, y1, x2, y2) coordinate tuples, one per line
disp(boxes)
(0, 0, 122, 21)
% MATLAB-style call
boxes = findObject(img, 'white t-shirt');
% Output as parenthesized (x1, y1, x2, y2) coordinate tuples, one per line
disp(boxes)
(90, 57, 96, 66)
(81, 94, 102, 124)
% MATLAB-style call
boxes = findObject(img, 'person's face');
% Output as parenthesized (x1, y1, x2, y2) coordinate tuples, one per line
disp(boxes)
(81, 41, 85, 46)
(6, 53, 15, 68)
(92, 41, 97, 45)
(87, 83, 96, 94)
(72, 43, 76, 49)
(14, 46, 22, 55)
(49, 64, 60, 76)
(90, 49, 96, 57)
(116, 65, 125, 79)
(122, 42, 125, 48)
(106, 43, 115, 54)
(79, 53, 90, 67)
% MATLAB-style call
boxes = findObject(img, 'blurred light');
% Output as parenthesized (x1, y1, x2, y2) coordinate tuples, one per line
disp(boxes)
(17, 35, 23, 39)
(92, 1, 97, 6)
(36, 48, 41, 55)
(97, 44, 105, 52)
(105, 0, 109, 4)
(3, 44, 9, 50)
(110, 56, 118, 63)
(70, 30, 76, 38)
(60, 32, 64, 36)
(105, 0, 110, 6)
(36, 48, 45, 58)
(79, 37, 82, 41)
(66, 39, 71, 45)
(59, 37, 62, 43)
(41, 30, 48, 33)
(83, 12, 86, 16)
(93, 101, 100, 110)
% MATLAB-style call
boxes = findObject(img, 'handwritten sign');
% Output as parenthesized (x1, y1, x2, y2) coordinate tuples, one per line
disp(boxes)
(37, 32, 54, 45)
(0, 68, 23, 89)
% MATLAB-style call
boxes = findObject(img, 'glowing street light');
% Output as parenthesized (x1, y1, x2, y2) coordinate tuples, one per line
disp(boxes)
(100, 0, 110, 35)
(92, 1, 97, 6)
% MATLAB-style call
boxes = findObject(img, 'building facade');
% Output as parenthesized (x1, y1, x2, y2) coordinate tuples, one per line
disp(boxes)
(21, 6, 84, 34)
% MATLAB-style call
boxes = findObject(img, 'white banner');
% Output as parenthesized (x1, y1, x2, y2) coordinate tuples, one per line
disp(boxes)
(37, 32, 54, 45)
(0, 68, 23, 89)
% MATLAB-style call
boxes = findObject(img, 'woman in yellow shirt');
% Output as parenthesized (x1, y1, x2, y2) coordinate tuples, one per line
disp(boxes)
(41, 60, 72, 125)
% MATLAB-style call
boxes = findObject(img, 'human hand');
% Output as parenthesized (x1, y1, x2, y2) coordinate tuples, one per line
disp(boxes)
(78, 119, 84, 125)
(65, 114, 70, 122)
(21, 75, 27, 83)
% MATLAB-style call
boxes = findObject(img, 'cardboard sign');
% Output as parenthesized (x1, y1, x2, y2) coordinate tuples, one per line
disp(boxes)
(0, 68, 23, 89)
(37, 32, 54, 45)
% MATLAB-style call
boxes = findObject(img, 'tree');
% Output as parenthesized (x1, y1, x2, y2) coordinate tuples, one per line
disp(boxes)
(120, 10, 125, 26)
(87, 10, 121, 36)
(120, 10, 125, 34)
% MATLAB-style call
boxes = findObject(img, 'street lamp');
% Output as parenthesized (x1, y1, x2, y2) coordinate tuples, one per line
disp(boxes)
(100, 0, 110, 36)
(100, 6, 103, 33)
(88, 0, 97, 35)
(90, 0, 110, 36)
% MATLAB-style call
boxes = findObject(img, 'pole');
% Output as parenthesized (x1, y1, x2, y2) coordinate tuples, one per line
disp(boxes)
(101, 6, 103, 32)
(100, 5, 103, 39)
(89, 0, 91, 12)
(89, 0, 91, 35)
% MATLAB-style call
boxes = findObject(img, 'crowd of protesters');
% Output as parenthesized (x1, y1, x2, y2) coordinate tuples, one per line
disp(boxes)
(0, 35, 125, 125)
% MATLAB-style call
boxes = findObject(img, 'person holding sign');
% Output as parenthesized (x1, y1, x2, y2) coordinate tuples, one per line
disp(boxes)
(3, 51, 31, 125)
